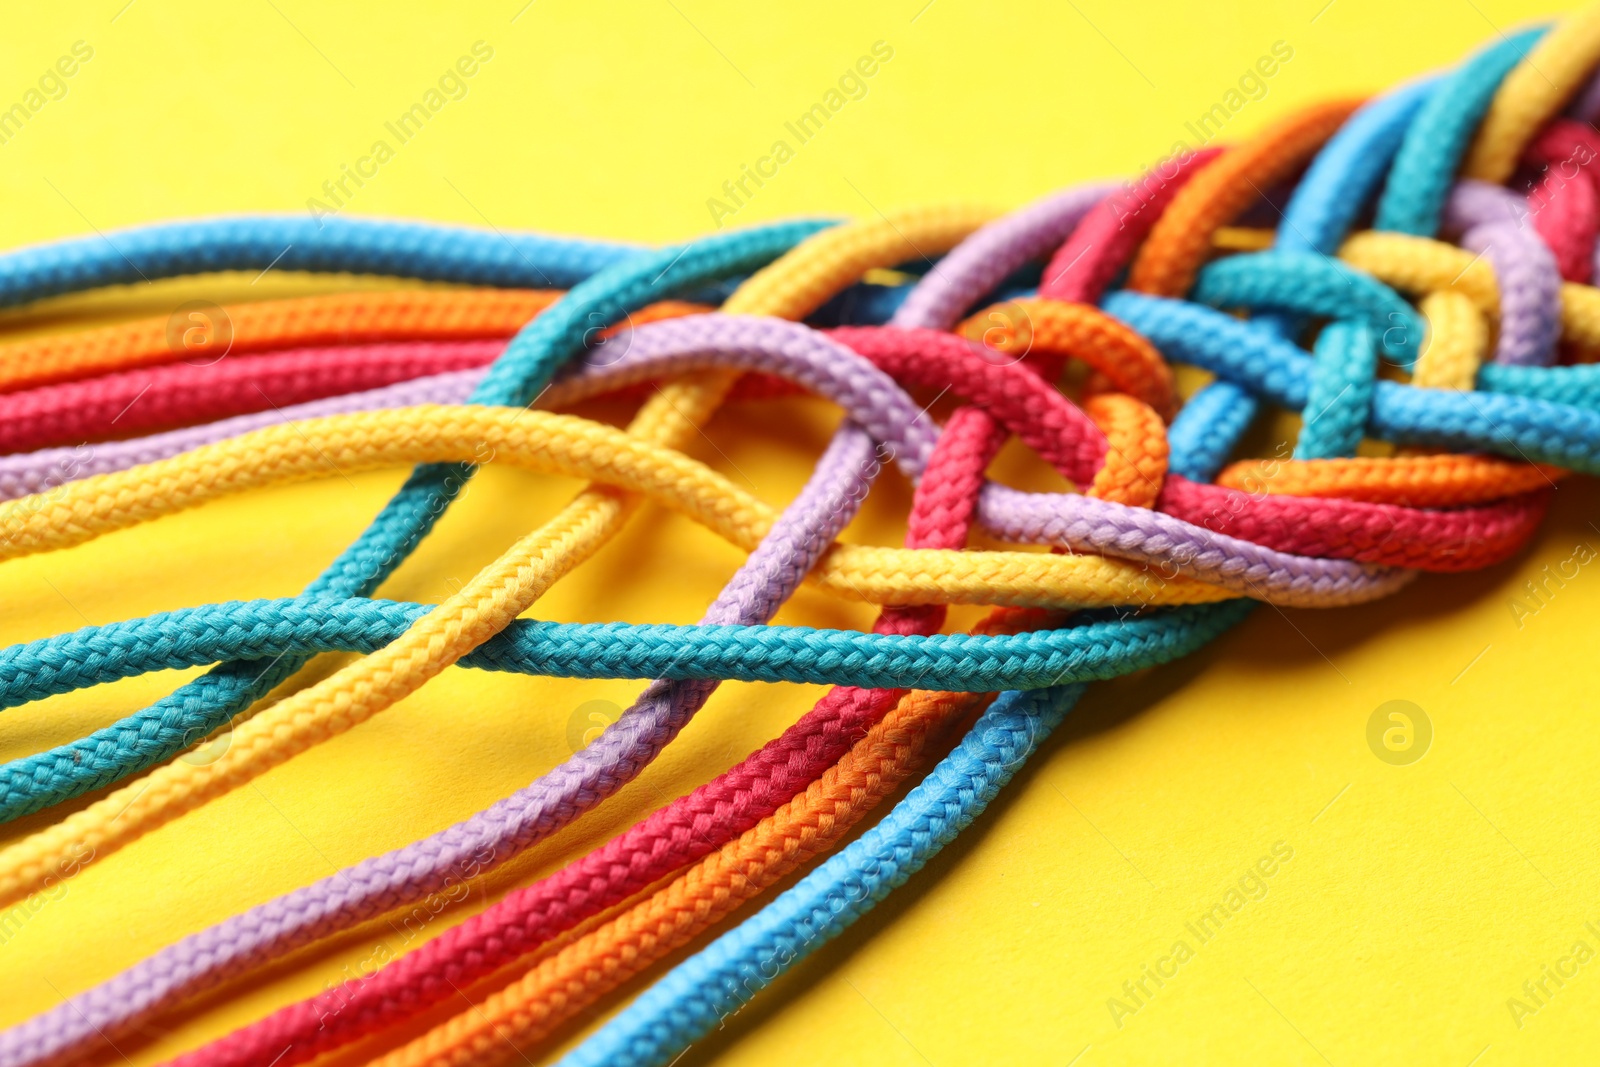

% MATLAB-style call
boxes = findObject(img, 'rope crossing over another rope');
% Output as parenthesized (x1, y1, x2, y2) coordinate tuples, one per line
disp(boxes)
(3, 9, 1600, 1067)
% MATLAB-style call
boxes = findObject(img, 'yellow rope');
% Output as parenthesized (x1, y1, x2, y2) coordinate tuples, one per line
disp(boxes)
(1463, 4, 1600, 183)
(1413, 289, 1488, 391)
(0, 404, 1229, 604)
(1338, 229, 1600, 348)
(0, 207, 1003, 909)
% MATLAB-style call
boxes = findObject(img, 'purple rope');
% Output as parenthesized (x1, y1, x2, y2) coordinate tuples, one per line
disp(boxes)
(0, 315, 1399, 603)
(1444, 180, 1562, 365)
(0, 414, 883, 1067)
(891, 183, 1112, 330)
(0, 189, 1399, 1065)
(0, 369, 488, 501)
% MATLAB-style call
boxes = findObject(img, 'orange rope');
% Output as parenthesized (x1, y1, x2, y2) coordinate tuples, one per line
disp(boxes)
(360, 346, 1178, 1067)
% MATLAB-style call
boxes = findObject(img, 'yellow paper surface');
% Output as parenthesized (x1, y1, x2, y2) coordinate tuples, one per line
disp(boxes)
(0, 2, 1593, 1064)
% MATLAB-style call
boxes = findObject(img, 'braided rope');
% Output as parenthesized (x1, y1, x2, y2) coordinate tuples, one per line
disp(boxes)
(550, 17, 1600, 1066)
(0, 210, 996, 910)
(159, 63, 1600, 1065)
(364, 415, 1040, 1067)
(4, 9, 1600, 1067)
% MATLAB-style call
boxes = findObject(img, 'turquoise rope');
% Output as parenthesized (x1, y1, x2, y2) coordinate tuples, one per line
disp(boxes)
(1374, 27, 1546, 236)
(0, 220, 833, 823)
(1295, 320, 1379, 460)
(562, 41, 1577, 1062)
(0, 599, 1250, 710)
(1162, 78, 1436, 482)
(1191, 250, 1422, 365)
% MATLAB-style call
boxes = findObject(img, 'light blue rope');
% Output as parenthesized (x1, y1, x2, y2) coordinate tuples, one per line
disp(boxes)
(559, 684, 1089, 1067)
(1163, 78, 1435, 482)
(1374, 27, 1546, 236)
(0, 219, 833, 823)
(0, 215, 635, 305)
(560, 41, 1585, 1062)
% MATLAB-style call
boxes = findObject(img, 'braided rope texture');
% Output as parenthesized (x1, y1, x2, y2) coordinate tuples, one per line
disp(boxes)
(3, 8, 1600, 1067)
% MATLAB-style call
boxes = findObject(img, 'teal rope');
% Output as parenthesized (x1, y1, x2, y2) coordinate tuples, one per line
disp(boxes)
(0, 220, 833, 824)
(0, 598, 1252, 711)
(1295, 320, 1378, 460)
(1190, 250, 1422, 365)
(1374, 27, 1545, 236)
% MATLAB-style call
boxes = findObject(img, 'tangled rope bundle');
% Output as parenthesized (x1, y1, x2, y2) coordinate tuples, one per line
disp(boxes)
(6, 8, 1600, 1066)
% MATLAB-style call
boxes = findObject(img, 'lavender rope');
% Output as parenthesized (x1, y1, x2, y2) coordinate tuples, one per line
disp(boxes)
(890, 183, 1113, 330)
(0, 417, 882, 1067)
(0, 315, 1401, 608)
(0, 368, 489, 501)
(1443, 180, 1562, 366)
(0, 184, 1394, 1065)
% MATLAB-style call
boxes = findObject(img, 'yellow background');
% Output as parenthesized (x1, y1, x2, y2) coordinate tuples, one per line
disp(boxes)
(0, 1, 1594, 1064)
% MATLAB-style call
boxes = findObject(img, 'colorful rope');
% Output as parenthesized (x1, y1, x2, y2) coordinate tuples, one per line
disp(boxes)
(2, 8, 1600, 1067)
